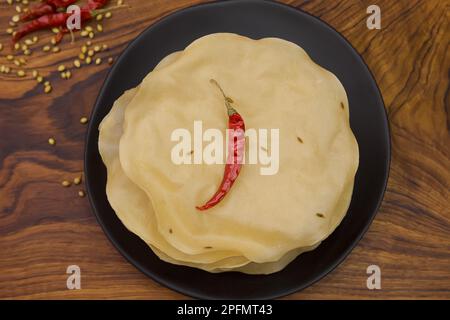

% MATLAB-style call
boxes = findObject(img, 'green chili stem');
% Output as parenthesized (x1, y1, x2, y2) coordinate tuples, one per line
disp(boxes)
(209, 79, 238, 116)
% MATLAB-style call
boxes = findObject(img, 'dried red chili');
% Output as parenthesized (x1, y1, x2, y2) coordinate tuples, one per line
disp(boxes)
(21, 4, 54, 21)
(21, 0, 78, 21)
(13, 0, 120, 43)
(53, 0, 111, 43)
(13, 6, 109, 43)
(196, 79, 246, 211)
(14, 12, 70, 42)
(48, 0, 79, 6)
(87, 0, 110, 10)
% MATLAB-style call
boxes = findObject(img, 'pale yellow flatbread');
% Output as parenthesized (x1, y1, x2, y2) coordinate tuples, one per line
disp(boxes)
(118, 33, 359, 265)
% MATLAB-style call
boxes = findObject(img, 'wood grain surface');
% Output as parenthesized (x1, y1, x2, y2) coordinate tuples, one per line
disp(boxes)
(0, 0, 449, 300)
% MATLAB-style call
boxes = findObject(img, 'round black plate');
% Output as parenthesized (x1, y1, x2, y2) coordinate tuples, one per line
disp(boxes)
(85, 0, 390, 299)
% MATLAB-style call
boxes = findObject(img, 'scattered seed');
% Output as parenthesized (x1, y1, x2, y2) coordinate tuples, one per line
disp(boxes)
(48, 138, 56, 145)
(32, 36, 38, 43)
(169, 228, 173, 234)
(73, 176, 82, 185)
(23, 49, 31, 55)
(52, 46, 60, 53)
(62, 180, 71, 187)
(57, 65, 66, 72)
(316, 213, 325, 218)
(44, 84, 52, 93)
(21, 44, 28, 51)
(88, 32, 94, 39)
(81, 45, 87, 53)
(80, 117, 88, 124)
(19, 58, 26, 64)
(6, 28, 14, 34)
(36, 76, 43, 83)
(78, 190, 85, 197)
(65, 71, 72, 79)
(50, 37, 57, 45)
(297, 136, 304, 143)
(340, 102, 345, 110)
(204, 246, 212, 249)
(52, 27, 59, 34)
(74, 59, 81, 68)
(85, 57, 92, 64)
(117, 0, 124, 6)
(16, 5, 22, 13)
(7, 0, 12, 5)
(85, 26, 93, 32)
(86, 40, 92, 46)
(0, 65, 4, 73)
(13, 60, 21, 66)
(87, 49, 94, 57)
(96, 14, 103, 21)
(94, 45, 100, 52)
(108, 57, 114, 65)
(25, 39, 33, 45)
(78, 53, 86, 60)
(12, 15, 20, 23)
(17, 70, 25, 77)
(95, 57, 101, 65)
(80, 30, 88, 37)
(105, 12, 112, 18)
(43, 45, 51, 52)
(32, 70, 38, 78)
(0, 43, 3, 51)
(101, 44, 108, 51)
(61, 72, 67, 79)
(44, 81, 50, 86)
(14, 42, 20, 50)
(4, 66, 10, 74)
(97, 24, 103, 32)
(6, 55, 14, 61)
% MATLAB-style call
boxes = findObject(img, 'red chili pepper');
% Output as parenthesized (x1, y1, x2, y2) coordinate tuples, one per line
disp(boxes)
(13, 1, 117, 43)
(87, 0, 110, 10)
(13, 6, 104, 43)
(48, 0, 78, 6)
(55, 27, 68, 43)
(57, 4, 111, 41)
(21, 0, 78, 21)
(14, 12, 70, 42)
(196, 79, 246, 211)
(20, 4, 54, 21)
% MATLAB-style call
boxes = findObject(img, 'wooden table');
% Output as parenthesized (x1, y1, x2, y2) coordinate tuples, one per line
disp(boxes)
(0, 0, 448, 300)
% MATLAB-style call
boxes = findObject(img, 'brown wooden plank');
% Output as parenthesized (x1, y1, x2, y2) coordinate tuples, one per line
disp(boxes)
(0, 0, 448, 299)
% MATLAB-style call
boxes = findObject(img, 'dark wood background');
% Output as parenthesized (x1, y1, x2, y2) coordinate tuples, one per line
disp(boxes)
(0, 0, 448, 299)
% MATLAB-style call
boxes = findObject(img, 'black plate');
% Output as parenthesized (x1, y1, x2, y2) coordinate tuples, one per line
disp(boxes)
(85, 0, 390, 299)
